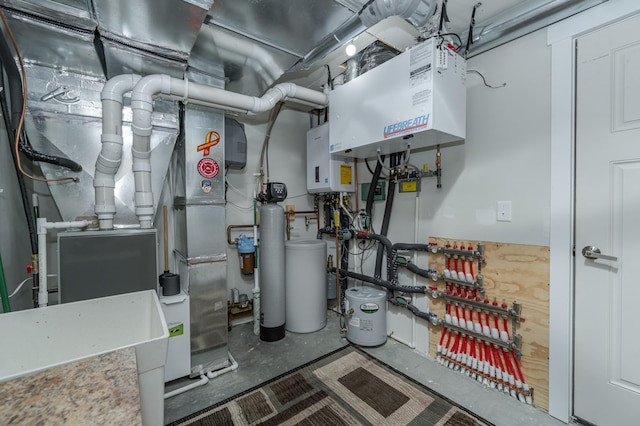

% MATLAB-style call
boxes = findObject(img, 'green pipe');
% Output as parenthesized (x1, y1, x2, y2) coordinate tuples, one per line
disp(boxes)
(0, 251, 11, 313)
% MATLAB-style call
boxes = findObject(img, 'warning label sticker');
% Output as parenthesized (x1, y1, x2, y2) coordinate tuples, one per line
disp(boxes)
(409, 42, 433, 88)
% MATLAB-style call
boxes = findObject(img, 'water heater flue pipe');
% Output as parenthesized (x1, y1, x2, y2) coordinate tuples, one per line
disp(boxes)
(129, 75, 328, 228)
(94, 74, 141, 230)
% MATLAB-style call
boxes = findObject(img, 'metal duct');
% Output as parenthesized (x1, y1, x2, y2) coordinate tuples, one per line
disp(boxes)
(25, 65, 178, 225)
(302, 0, 437, 66)
(174, 99, 229, 376)
(92, 0, 214, 61)
(1, 8, 102, 77)
(465, 0, 608, 56)
(0, 0, 96, 31)
(101, 38, 187, 80)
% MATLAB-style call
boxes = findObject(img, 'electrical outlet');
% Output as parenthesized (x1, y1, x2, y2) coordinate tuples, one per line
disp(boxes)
(496, 201, 512, 222)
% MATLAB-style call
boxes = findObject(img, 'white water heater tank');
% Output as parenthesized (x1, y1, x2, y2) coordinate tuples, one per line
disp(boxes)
(345, 286, 387, 346)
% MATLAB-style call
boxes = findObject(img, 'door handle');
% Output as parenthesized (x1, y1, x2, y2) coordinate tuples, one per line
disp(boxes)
(581, 246, 617, 262)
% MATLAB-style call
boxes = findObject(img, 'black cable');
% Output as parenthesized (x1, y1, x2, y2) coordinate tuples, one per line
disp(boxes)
(365, 154, 384, 218)
(364, 157, 375, 175)
(438, 32, 463, 49)
(438, 0, 449, 33)
(468, 70, 506, 89)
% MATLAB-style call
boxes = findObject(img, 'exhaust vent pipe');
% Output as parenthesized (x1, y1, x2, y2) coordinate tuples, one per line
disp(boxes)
(95, 75, 328, 229)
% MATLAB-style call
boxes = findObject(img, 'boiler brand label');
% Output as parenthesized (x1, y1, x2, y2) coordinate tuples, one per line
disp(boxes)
(168, 323, 184, 337)
(197, 158, 219, 178)
(197, 131, 220, 156)
(383, 114, 430, 138)
(360, 303, 379, 314)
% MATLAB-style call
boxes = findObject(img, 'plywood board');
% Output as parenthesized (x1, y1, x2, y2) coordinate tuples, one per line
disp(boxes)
(427, 238, 550, 411)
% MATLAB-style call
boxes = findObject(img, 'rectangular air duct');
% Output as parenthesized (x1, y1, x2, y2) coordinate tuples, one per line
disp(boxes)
(329, 37, 466, 158)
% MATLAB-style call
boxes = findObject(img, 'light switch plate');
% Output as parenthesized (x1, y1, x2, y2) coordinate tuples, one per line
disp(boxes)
(496, 201, 512, 222)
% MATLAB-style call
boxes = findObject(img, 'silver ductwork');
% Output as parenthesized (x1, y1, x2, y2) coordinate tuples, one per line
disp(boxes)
(92, 0, 214, 61)
(302, 0, 437, 66)
(465, 0, 608, 57)
(25, 67, 178, 225)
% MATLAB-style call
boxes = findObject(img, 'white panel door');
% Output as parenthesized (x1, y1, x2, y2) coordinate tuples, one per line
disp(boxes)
(575, 14, 640, 426)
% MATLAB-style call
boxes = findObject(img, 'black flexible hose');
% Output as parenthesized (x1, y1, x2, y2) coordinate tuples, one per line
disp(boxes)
(365, 154, 384, 218)
(407, 302, 435, 320)
(374, 153, 396, 278)
(392, 242, 431, 251)
(333, 268, 427, 294)
(18, 132, 83, 172)
(406, 262, 432, 280)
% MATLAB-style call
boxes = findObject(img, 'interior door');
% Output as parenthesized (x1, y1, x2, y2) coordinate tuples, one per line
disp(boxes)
(574, 14, 640, 425)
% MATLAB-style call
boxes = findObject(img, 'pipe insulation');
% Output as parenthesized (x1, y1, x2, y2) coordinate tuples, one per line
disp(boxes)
(126, 75, 327, 228)
(333, 268, 427, 294)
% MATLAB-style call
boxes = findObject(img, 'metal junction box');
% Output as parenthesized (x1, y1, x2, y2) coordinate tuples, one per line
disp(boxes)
(307, 123, 355, 193)
(329, 37, 466, 158)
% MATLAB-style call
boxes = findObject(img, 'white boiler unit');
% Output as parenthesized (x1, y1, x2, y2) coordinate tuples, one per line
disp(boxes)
(329, 37, 466, 158)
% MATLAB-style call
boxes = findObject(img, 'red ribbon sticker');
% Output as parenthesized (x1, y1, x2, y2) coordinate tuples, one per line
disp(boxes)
(197, 131, 220, 156)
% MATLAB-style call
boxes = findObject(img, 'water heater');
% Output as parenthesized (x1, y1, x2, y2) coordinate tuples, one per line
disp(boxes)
(306, 123, 354, 193)
(329, 37, 466, 158)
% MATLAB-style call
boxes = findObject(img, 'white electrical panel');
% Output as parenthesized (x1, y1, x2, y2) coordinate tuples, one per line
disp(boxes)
(329, 37, 466, 158)
(307, 123, 355, 193)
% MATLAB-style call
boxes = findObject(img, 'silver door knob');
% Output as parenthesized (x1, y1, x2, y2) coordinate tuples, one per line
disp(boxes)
(582, 246, 617, 261)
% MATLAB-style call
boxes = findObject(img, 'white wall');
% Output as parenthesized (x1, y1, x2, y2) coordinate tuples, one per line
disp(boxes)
(226, 28, 553, 346)
(356, 28, 553, 353)
(0, 128, 34, 312)
(225, 109, 319, 303)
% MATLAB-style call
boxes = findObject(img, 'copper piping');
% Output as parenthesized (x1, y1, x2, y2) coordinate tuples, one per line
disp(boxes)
(284, 209, 319, 240)
(227, 224, 258, 245)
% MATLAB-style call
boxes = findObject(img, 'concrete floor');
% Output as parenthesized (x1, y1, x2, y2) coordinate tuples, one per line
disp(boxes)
(164, 312, 565, 426)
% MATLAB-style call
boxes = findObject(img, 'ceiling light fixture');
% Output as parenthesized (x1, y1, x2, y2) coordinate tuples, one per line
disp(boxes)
(345, 42, 357, 57)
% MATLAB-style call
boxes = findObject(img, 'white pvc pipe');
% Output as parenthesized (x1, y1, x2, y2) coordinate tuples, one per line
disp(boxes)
(37, 219, 90, 307)
(163, 375, 208, 399)
(163, 352, 238, 399)
(94, 74, 142, 230)
(206, 352, 238, 379)
(37, 219, 47, 308)
(128, 74, 328, 228)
